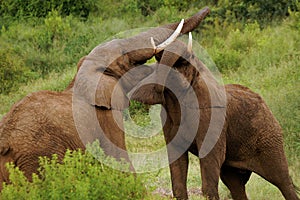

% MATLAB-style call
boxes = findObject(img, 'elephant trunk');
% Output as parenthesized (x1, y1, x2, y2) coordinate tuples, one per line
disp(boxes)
(126, 7, 210, 64)
(164, 6, 210, 34)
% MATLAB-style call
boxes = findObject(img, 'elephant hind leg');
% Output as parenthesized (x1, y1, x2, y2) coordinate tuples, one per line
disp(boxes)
(0, 155, 14, 190)
(220, 165, 251, 200)
(252, 152, 299, 200)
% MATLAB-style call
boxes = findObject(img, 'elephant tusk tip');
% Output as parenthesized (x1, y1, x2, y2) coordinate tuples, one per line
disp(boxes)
(155, 19, 185, 53)
(187, 32, 193, 53)
(150, 37, 156, 50)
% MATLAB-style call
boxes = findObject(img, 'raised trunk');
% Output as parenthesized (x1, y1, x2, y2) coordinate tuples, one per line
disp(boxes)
(126, 7, 210, 64)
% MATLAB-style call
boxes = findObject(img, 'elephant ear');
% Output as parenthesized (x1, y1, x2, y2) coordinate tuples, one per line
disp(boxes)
(95, 73, 129, 110)
(74, 57, 130, 110)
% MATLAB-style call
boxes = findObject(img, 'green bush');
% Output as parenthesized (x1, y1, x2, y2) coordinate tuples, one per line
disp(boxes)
(288, 1, 300, 30)
(137, 0, 210, 16)
(0, 9, 139, 95)
(205, 22, 262, 72)
(1, 142, 147, 200)
(0, 0, 96, 19)
(212, 0, 297, 25)
(0, 46, 36, 94)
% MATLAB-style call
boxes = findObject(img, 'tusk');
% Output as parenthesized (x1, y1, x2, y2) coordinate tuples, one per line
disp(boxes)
(150, 37, 156, 49)
(187, 32, 193, 53)
(155, 19, 184, 53)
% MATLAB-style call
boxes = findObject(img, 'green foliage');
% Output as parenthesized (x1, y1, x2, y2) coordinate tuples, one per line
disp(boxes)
(206, 22, 262, 72)
(288, 1, 300, 30)
(127, 100, 150, 118)
(1, 144, 147, 200)
(0, 10, 123, 94)
(212, 0, 298, 25)
(0, 47, 34, 94)
(0, 0, 96, 19)
(137, 0, 164, 16)
(137, 0, 210, 16)
(0, 0, 297, 27)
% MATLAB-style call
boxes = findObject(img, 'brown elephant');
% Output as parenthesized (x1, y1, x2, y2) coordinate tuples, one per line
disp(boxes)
(131, 36, 299, 200)
(0, 8, 210, 190)
(0, 57, 85, 190)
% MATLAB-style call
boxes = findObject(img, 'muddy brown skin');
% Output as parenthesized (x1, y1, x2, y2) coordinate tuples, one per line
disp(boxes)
(0, 8, 211, 190)
(0, 59, 84, 190)
(131, 40, 299, 200)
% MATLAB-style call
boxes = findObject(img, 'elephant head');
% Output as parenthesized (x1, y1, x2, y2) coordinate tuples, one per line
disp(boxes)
(130, 32, 225, 108)
(73, 7, 211, 110)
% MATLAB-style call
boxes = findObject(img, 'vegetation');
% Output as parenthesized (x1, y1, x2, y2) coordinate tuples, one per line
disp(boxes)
(1, 142, 147, 200)
(0, 0, 299, 199)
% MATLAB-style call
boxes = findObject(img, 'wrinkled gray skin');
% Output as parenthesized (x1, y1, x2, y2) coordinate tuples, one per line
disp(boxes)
(0, 8, 210, 190)
(131, 40, 299, 200)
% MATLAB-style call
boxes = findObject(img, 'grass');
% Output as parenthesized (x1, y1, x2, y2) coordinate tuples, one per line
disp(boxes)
(137, 153, 293, 199)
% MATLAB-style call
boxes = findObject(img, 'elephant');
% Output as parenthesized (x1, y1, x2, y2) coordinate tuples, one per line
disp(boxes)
(130, 36, 299, 200)
(0, 57, 86, 190)
(0, 7, 211, 190)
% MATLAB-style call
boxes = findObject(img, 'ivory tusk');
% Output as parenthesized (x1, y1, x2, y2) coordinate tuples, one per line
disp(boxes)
(187, 32, 193, 53)
(154, 19, 184, 53)
(150, 37, 156, 49)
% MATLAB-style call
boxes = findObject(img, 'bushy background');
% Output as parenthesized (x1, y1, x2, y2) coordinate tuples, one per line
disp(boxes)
(0, 0, 299, 199)
(1, 142, 147, 200)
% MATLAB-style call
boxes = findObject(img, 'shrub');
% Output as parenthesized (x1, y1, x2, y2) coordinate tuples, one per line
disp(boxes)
(137, 0, 210, 16)
(212, 0, 298, 26)
(0, 0, 96, 19)
(0, 47, 35, 94)
(1, 142, 147, 200)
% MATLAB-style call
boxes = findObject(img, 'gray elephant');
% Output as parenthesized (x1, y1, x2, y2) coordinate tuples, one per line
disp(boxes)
(0, 8, 210, 190)
(130, 37, 299, 200)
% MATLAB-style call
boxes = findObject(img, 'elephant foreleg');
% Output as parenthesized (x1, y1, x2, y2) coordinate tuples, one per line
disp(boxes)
(199, 136, 226, 200)
(168, 151, 189, 199)
(200, 157, 221, 200)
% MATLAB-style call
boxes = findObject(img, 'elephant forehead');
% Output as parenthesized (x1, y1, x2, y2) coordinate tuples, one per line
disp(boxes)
(88, 39, 125, 61)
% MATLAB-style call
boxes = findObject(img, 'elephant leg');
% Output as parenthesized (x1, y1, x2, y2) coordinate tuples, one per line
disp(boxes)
(168, 151, 189, 200)
(251, 151, 299, 200)
(96, 109, 135, 171)
(199, 157, 221, 200)
(220, 165, 251, 200)
(199, 137, 226, 200)
(0, 154, 13, 190)
(198, 129, 226, 200)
